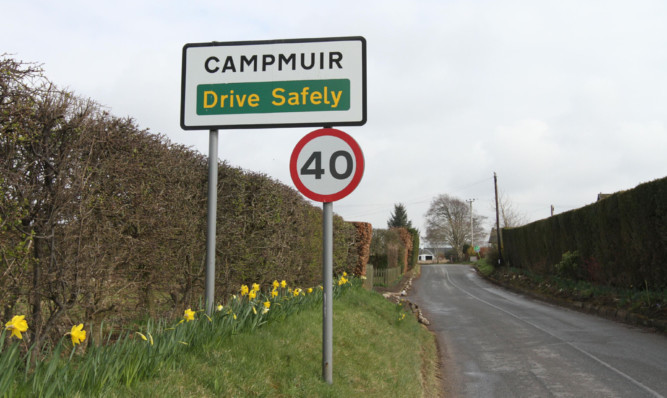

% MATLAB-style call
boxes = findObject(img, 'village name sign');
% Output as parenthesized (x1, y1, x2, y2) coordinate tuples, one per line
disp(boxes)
(181, 37, 366, 130)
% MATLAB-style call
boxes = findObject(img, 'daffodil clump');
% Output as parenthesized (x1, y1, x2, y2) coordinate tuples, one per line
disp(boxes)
(0, 272, 360, 396)
(4, 314, 87, 347)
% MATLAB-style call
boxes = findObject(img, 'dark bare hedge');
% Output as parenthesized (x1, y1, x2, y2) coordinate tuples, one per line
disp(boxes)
(0, 57, 356, 346)
(502, 176, 667, 289)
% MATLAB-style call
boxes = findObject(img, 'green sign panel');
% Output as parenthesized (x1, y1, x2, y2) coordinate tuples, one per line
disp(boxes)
(197, 79, 350, 115)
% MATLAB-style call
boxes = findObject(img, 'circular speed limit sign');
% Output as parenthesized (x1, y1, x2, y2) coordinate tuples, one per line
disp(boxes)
(290, 128, 364, 202)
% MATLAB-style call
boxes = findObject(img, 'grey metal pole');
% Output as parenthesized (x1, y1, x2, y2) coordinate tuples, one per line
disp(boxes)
(471, 199, 474, 248)
(322, 201, 333, 384)
(494, 172, 503, 266)
(205, 129, 218, 316)
(467, 199, 475, 249)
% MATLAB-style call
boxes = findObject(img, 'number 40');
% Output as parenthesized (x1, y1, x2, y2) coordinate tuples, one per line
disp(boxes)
(301, 151, 353, 180)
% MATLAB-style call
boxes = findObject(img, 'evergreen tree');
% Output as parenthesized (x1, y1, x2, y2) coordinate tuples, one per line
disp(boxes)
(387, 203, 412, 229)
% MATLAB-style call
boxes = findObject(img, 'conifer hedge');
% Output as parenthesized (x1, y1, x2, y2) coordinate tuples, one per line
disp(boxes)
(502, 176, 667, 289)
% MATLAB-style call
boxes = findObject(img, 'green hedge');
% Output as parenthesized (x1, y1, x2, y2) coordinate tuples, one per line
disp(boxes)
(502, 176, 667, 289)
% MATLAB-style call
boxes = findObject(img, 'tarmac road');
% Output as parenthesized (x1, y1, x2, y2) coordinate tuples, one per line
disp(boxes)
(410, 264, 667, 397)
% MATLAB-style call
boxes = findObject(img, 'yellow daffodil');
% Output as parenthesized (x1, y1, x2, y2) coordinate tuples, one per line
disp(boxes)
(271, 289, 278, 298)
(70, 324, 86, 346)
(338, 276, 348, 286)
(233, 313, 237, 320)
(343, 271, 347, 277)
(252, 306, 257, 315)
(280, 280, 287, 288)
(135, 331, 154, 345)
(249, 290, 257, 300)
(307, 287, 313, 294)
(252, 283, 260, 292)
(272, 280, 280, 289)
(5, 315, 28, 340)
(399, 313, 406, 321)
(240, 285, 249, 296)
(263, 301, 271, 309)
(293, 288, 302, 297)
(184, 308, 195, 322)
(216, 304, 223, 312)
(318, 285, 323, 290)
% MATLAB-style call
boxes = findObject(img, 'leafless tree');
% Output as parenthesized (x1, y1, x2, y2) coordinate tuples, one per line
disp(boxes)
(425, 194, 486, 259)
(497, 191, 528, 228)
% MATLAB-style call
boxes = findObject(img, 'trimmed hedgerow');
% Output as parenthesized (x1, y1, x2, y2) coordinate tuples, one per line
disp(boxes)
(502, 176, 667, 289)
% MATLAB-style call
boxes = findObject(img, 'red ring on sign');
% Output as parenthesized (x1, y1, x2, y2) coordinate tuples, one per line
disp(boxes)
(290, 128, 364, 202)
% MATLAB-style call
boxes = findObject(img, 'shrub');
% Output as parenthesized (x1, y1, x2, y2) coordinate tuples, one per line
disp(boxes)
(554, 251, 581, 280)
(408, 228, 420, 270)
(485, 247, 500, 268)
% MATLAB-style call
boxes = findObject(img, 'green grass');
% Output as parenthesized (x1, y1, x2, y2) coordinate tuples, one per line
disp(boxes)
(2, 280, 440, 397)
(109, 287, 439, 397)
(474, 257, 495, 277)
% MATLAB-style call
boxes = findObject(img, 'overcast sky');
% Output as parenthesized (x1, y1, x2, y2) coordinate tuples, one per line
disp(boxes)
(3, 0, 667, 242)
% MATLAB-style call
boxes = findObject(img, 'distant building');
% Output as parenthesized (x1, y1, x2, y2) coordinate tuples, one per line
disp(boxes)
(597, 193, 612, 201)
(488, 227, 499, 245)
(418, 246, 450, 262)
(418, 250, 435, 261)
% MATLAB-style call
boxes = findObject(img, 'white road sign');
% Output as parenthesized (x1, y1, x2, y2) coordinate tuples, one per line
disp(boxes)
(181, 37, 367, 130)
(290, 128, 364, 202)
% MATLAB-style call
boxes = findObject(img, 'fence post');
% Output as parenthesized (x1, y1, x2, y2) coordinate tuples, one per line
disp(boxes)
(364, 264, 374, 290)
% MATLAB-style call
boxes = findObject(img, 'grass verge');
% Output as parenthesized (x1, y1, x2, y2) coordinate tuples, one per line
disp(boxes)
(474, 258, 494, 277)
(475, 261, 667, 330)
(107, 286, 440, 397)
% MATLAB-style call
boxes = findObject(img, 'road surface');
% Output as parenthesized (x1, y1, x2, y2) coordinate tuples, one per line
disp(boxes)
(410, 264, 667, 397)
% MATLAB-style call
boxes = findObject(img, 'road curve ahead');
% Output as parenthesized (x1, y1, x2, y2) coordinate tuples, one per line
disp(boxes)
(410, 264, 667, 398)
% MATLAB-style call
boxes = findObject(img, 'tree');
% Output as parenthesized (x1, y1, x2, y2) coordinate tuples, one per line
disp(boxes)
(387, 203, 412, 229)
(424, 194, 486, 260)
(496, 191, 528, 228)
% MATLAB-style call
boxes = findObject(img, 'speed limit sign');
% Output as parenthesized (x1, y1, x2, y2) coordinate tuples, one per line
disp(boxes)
(290, 128, 364, 202)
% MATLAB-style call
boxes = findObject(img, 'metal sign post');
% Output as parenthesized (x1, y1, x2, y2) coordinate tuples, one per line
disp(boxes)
(205, 129, 218, 316)
(322, 201, 333, 383)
